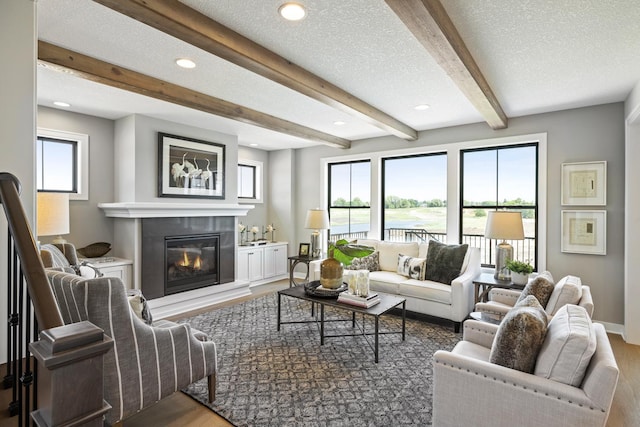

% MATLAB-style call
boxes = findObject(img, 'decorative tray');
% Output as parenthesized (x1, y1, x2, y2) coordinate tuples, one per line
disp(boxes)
(304, 280, 347, 298)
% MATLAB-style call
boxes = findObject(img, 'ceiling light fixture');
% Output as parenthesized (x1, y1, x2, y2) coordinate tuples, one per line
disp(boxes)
(249, 143, 259, 147)
(414, 104, 430, 111)
(175, 58, 196, 69)
(53, 101, 71, 107)
(278, 2, 306, 21)
(333, 121, 346, 126)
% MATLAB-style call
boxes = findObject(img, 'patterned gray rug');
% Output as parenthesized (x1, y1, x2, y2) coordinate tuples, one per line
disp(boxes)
(181, 293, 460, 426)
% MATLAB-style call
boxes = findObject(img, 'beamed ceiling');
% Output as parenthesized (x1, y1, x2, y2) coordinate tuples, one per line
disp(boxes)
(37, 0, 640, 150)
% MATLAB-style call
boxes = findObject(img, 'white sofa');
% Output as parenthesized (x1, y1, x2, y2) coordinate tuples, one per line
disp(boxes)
(312, 239, 481, 332)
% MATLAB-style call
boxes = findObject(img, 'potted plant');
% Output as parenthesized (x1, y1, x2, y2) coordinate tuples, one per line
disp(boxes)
(320, 239, 375, 289)
(505, 259, 534, 285)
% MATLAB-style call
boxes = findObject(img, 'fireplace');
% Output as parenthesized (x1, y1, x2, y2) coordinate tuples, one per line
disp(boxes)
(141, 216, 235, 299)
(166, 234, 219, 295)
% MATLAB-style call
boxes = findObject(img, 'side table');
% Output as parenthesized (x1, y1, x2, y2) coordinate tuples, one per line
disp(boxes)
(472, 272, 526, 303)
(288, 255, 320, 287)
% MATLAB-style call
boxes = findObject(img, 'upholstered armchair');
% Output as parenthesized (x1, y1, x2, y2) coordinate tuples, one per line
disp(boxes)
(44, 270, 217, 425)
(475, 274, 594, 322)
(40, 242, 102, 278)
(433, 317, 618, 427)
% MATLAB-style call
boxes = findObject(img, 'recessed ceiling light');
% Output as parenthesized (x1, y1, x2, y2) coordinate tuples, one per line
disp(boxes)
(333, 121, 346, 126)
(53, 101, 71, 107)
(175, 58, 196, 69)
(414, 104, 430, 111)
(249, 143, 259, 147)
(278, 2, 306, 21)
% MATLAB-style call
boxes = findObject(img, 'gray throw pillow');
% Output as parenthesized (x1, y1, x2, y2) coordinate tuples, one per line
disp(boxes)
(396, 254, 426, 280)
(346, 251, 380, 271)
(490, 295, 548, 373)
(423, 240, 468, 285)
(516, 274, 555, 308)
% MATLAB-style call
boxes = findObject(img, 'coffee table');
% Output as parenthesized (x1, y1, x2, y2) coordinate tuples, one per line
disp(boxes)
(277, 285, 406, 363)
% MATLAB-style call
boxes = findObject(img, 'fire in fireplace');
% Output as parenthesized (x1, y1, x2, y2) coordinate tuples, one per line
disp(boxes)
(165, 234, 219, 295)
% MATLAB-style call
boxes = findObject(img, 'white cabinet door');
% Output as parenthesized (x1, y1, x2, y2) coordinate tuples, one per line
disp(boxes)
(264, 244, 288, 278)
(237, 249, 250, 282)
(264, 246, 276, 278)
(247, 249, 263, 281)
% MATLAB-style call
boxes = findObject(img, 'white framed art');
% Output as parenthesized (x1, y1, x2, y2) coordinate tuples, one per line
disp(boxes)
(561, 161, 606, 206)
(561, 210, 606, 255)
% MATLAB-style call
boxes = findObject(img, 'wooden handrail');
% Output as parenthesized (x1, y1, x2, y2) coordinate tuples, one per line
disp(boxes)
(0, 173, 63, 330)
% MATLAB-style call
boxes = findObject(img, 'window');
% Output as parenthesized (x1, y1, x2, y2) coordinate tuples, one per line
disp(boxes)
(238, 159, 263, 203)
(460, 143, 538, 269)
(36, 128, 89, 200)
(382, 153, 447, 242)
(328, 160, 371, 241)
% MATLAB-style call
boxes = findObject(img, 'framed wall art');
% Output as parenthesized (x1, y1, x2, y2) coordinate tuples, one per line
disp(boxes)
(561, 161, 606, 206)
(561, 210, 606, 255)
(158, 133, 225, 199)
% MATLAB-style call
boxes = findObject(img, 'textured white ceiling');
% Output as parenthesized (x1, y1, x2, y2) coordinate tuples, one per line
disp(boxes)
(36, 0, 640, 150)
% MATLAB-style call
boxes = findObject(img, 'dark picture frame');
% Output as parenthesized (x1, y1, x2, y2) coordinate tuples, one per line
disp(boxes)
(158, 132, 225, 199)
(298, 243, 310, 257)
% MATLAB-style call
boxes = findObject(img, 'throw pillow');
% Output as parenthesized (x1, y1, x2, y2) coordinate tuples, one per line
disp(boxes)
(545, 275, 583, 315)
(489, 295, 548, 373)
(535, 304, 596, 386)
(396, 254, 426, 280)
(515, 273, 555, 308)
(346, 251, 380, 271)
(127, 289, 153, 325)
(423, 240, 468, 285)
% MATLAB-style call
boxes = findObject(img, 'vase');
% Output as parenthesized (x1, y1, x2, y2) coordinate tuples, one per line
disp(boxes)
(320, 255, 344, 289)
(511, 272, 529, 285)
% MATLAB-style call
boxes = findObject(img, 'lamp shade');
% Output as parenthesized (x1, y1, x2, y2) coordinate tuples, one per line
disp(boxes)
(37, 192, 70, 237)
(304, 209, 330, 230)
(484, 211, 524, 240)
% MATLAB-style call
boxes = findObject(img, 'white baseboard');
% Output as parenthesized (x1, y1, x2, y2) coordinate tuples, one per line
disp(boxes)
(597, 321, 624, 336)
(148, 280, 252, 319)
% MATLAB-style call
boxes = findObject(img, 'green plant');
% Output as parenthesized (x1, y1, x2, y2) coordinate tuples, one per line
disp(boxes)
(328, 239, 375, 266)
(505, 259, 533, 274)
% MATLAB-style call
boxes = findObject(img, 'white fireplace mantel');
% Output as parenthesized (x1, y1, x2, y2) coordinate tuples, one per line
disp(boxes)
(98, 202, 254, 218)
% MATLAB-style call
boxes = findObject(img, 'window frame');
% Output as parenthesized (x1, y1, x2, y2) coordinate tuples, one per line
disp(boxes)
(37, 128, 89, 200)
(327, 159, 372, 239)
(237, 159, 263, 203)
(381, 151, 448, 240)
(460, 143, 539, 269)
(320, 132, 547, 271)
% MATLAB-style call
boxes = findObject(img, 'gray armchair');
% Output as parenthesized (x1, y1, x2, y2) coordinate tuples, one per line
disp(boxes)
(45, 269, 217, 425)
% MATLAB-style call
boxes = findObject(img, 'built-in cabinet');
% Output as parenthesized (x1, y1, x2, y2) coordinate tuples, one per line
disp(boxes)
(237, 242, 288, 286)
(86, 257, 133, 288)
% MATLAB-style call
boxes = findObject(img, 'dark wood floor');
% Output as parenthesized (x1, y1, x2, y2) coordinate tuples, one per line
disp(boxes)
(1, 280, 638, 426)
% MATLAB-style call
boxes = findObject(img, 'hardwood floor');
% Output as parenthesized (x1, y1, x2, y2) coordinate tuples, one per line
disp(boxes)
(1, 280, 638, 426)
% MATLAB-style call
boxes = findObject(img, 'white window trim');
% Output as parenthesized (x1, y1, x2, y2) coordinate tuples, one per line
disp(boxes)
(238, 158, 263, 204)
(321, 132, 547, 271)
(37, 127, 89, 201)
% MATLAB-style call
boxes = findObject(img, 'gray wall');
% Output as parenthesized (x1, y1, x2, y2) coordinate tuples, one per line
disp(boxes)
(37, 106, 115, 248)
(0, 0, 37, 365)
(290, 103, 626, 325)
(238, 146, 269, 228)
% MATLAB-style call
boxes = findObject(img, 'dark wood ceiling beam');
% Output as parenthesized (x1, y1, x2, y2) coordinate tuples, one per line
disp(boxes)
(37, 41, 350, 149)
(385, 0, 508, 129)
(91, 0, 417, 141)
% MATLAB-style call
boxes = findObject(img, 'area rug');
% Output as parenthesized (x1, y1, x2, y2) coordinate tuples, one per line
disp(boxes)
(181, 293, 461, 426)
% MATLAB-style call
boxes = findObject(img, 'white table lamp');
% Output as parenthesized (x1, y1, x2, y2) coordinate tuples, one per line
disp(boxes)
(484, 211, 524, 280)
(37, 192, 70, 244)
(304, 208, 329, 258)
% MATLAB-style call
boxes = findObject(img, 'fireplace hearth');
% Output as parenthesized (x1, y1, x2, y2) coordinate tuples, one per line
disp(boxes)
(141, 216, 234, 299)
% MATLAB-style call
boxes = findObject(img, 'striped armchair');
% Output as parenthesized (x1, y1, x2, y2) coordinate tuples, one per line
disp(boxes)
(45, 270, 217, 425)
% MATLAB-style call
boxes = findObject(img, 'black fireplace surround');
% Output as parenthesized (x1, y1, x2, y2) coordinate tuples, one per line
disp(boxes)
(141, 216, 235, 299)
